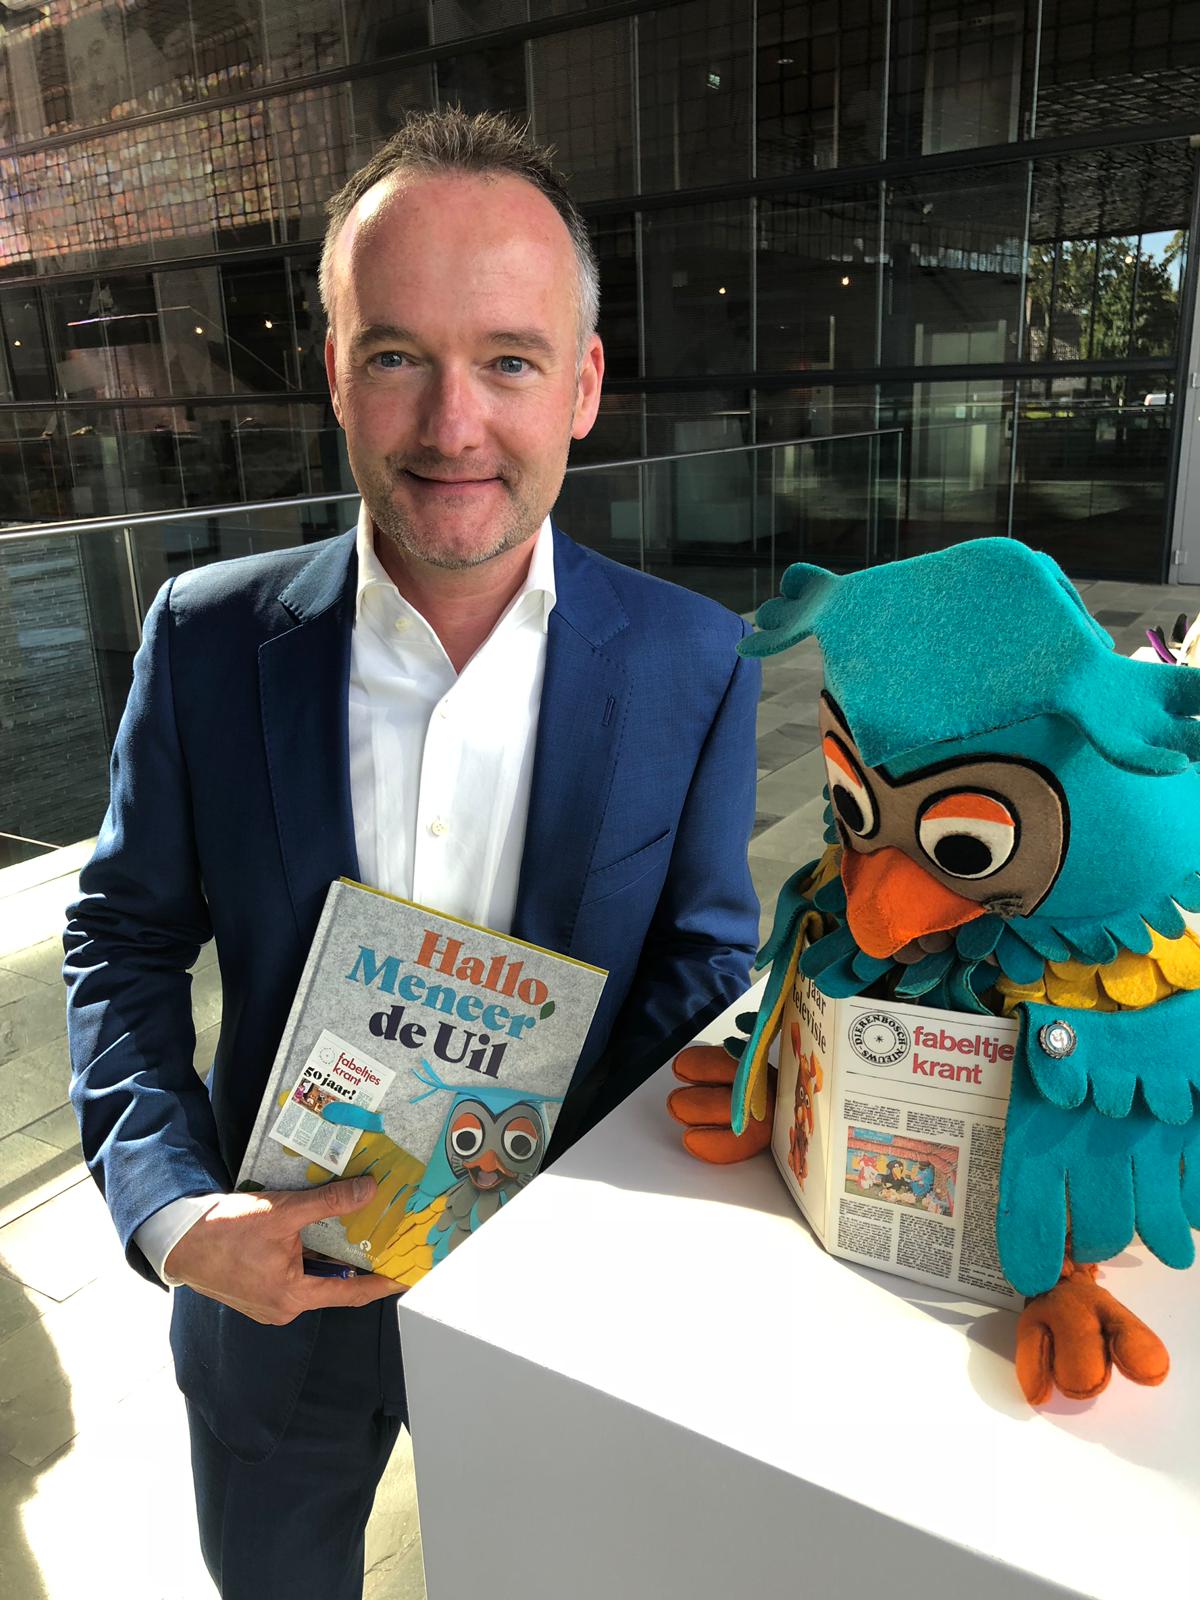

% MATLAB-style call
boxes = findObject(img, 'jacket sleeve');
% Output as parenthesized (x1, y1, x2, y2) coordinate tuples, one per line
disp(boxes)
(63, 580, 229, 1283)
(577, 641, 761, 1133)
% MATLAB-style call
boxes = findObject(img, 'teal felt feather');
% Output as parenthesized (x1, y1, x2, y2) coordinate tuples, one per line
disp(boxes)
(995, 996, 1200, 1293)
(997, 1051, 1200, 1295)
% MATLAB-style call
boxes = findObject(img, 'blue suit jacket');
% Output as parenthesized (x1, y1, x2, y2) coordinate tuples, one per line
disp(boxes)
(65, 525, 759, 1460)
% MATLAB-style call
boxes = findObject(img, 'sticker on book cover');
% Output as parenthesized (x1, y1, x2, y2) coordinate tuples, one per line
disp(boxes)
(268, 1030, 395, 1176)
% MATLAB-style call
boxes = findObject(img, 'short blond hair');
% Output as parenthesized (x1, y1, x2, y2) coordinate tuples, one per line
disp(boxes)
(320, 107, 600, 350)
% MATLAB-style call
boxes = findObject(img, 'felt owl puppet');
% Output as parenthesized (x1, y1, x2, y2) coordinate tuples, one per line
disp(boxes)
(670, 538, 1200, 1405)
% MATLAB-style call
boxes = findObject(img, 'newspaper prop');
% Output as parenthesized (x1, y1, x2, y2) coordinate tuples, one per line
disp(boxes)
(772, 964, 1021, 1311)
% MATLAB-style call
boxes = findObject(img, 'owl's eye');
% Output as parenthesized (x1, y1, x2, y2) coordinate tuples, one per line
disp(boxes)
(501, 1116, 541, 1164)
(449, 1112, 485, 1158)
(917, 791, 1017, 879)
(822, 733, 877, 838)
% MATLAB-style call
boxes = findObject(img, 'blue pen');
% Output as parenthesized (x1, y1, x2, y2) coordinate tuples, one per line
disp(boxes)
(303, 1258, 360, 1279)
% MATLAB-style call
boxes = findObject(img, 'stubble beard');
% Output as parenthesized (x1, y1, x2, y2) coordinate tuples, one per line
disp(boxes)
(358, 456, 550, 573)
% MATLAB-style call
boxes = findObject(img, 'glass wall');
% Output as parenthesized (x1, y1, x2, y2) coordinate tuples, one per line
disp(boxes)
(0, 0, 1196, 581)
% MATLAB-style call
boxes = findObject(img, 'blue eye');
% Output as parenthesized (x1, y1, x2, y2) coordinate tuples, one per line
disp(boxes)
(372, 352, 410, 369)
(495, 356, 528, 375)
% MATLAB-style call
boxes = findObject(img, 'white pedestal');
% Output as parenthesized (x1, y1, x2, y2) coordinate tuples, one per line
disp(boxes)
(399, 987, 1200, 1600)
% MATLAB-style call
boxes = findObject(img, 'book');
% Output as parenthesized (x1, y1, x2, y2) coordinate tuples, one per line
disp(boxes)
(236, 878, 608, 1286)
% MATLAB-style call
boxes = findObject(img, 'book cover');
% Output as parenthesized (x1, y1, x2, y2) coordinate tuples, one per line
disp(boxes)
(236, 878, 608, 1286)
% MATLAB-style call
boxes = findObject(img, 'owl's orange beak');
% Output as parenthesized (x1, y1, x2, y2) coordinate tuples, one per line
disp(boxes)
(841, 845, 985, 958)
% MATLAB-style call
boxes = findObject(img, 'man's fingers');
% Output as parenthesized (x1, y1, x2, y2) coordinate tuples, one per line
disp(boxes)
(672, 1045, 737, 1087)
(276, 1175, 378, 1225)
(667, 1082, 734, 1127)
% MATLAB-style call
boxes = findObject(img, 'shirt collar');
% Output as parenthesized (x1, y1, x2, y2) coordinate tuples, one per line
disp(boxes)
(354, 502, 556, 633)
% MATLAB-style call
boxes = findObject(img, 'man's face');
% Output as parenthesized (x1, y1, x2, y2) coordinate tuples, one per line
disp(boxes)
(325, 171, 603, 572)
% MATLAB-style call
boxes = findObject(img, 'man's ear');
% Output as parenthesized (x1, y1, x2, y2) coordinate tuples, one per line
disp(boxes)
(325, 332, 344, 428)
(571, 334, 604, 441)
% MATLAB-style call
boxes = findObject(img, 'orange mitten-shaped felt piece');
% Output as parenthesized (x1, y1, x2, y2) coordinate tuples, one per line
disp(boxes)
(1015, 1262, 1170, 1404)
(667, 1045, 774, 1163)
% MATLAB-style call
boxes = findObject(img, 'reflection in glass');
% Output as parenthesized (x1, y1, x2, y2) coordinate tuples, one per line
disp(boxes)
(289, 260, 331, 393)
(756, 385, 880, 442)
(123, 0, 199, 119)
(881, 167, 1026, 368)
(436, 46, 526, 117)
(192, 0, 264, 102)
(569, 393, 644, 466)
(433, 2, 528, 44)
(553, 459, 643, 569)
(757, 0, 885, 175)
(0, 533, 112, 849)
(531, 22, 634, 203)
(49, 278, 147, 400)
(890, 0, 1027, 158)
(772, 426, 901, 573)
(348, 63, 435, 153)
(1033, 0, 1200, 138)
(220, 262, 296, 393)
(271, 85, 358, 241)
(11, 104, 281, 270)
(61, 3, 133, 131)
(641, 203, 751, 379)
(264, 0, 346, 81)
(60, 408, 128, 520)
(643, 445, 767, 613)
(129, 496, 355, 609)
(638, 0, 751, 192)
(758, 188, 880, 374)
(1025, 145, 1191, 364)
(1013, 374, 1175, 580)
(348, 2, 429, 62)
(590, 215, 639, 381)
(155, 267, 232, 397)
(643, 389, 751, 456)
(0, 289, 55, 403)
(885, 379, 1014, 556)
(0, 410, 70, 524)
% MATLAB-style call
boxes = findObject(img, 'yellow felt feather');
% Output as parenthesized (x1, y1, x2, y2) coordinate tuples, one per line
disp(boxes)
(997, 925, 1200, 1015)
(740, 844, 843, 1126)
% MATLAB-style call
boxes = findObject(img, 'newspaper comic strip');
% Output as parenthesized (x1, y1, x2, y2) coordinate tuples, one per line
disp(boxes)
(268, 1029, 396, 1177)
(772, 968, 1021, 1310)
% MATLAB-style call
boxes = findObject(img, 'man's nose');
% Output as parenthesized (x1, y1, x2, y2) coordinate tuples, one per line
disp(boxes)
(415, 365, 486, 456)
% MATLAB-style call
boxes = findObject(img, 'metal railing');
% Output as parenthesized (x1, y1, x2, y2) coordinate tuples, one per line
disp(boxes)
(0, 430, 902, 863)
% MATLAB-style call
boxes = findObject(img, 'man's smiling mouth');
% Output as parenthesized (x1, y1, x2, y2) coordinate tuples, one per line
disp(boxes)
(402, 469, 501, 487)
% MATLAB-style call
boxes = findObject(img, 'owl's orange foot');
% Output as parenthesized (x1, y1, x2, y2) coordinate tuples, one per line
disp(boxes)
(667, 1045, 774, 1164)
(1016, 1265, 1169, 1404)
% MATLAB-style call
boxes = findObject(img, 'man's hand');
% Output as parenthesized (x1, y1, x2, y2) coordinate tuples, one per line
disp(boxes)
(163, 1176, 404, 1324)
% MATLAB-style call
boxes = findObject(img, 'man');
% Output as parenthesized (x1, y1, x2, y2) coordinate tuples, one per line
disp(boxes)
(64, 110, 759, 1598)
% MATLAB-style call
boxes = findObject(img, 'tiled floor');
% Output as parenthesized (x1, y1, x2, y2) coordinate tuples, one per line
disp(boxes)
(0, 574, 1187, 1598)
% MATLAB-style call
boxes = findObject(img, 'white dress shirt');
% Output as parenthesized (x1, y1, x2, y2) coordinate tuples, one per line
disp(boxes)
(135, 507, 556, 1282)
(349, 503, 555, 928)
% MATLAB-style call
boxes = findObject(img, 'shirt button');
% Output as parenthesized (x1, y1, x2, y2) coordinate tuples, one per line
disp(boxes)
(430, 818, 448, 837)
(394, 616, 410, 633)
(437, 702, 450, 719)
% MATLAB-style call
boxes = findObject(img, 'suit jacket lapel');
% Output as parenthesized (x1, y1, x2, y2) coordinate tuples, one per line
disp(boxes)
(259, 531, 360, 937)
(514, 529, 630, 956)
